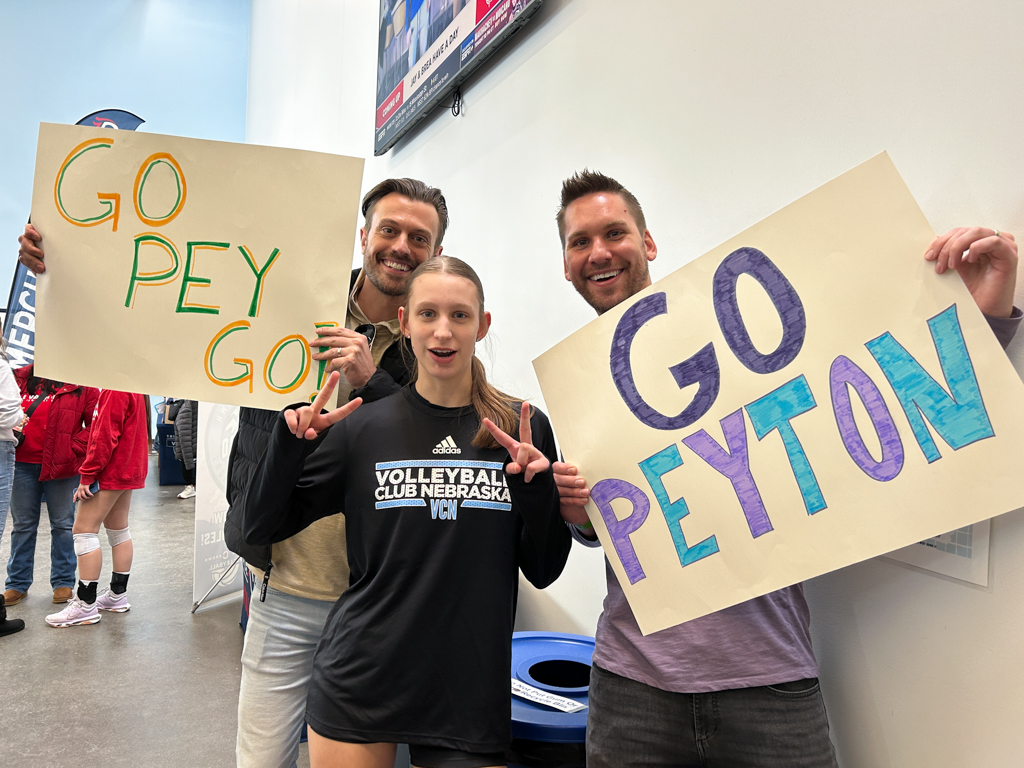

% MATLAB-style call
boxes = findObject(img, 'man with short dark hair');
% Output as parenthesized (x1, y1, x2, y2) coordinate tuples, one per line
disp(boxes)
(551, 169, 1020, 767)
(309, 177, 449, 397)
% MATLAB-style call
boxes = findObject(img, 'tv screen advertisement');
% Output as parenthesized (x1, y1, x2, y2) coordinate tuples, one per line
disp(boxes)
(375, 0, 543, 155)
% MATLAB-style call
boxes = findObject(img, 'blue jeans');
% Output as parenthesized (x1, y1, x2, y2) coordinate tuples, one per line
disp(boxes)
(586, 663, 838, 768)
(236, 579, 335, 768)
(0, 442, 15, 544)
(5, 463, 79, 592)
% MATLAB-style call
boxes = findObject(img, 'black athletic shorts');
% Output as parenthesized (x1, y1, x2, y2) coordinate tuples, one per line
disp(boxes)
(408, 744, 506, 768)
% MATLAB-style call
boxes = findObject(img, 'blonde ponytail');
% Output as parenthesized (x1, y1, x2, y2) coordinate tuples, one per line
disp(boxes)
(469, 355, 521, 449)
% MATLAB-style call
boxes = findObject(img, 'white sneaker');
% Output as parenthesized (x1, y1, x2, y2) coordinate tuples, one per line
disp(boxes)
(45, 597, 101, 627)
(177, 485, 196, 499)
(95, 588, 131, 613)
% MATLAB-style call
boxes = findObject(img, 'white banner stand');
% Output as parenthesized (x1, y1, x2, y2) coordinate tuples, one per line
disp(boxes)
(192, 402, 243, 612)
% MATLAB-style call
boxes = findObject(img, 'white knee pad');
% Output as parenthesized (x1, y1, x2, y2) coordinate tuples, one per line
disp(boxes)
(106, 527, 132, 547)
(73, 532, 100, 557)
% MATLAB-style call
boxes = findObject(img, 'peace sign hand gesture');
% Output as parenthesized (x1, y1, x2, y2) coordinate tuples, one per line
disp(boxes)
(284, 371, 362, 440)
(483, 402, 550, 483)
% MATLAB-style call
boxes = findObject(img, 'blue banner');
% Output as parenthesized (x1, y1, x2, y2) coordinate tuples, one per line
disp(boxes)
(75, 109, 145, 131)
(2, 109, 144, 367)
(3, 262, 36, 368)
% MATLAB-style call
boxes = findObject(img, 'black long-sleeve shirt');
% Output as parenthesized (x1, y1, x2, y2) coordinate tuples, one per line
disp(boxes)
(241, 385, 571, 751)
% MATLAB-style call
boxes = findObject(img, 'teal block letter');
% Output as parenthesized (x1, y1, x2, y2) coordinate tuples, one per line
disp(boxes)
(639, 445, 719, 567)
(866, 304, 994, 463)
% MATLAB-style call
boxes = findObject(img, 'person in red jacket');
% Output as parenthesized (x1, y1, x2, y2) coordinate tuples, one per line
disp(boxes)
(4, 365, 99, 607)
(45, 390, 149, 627)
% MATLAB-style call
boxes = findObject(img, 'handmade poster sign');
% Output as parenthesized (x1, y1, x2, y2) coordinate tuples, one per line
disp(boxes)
(534, 153, 1024, 635)
(30, 123, 364, 409)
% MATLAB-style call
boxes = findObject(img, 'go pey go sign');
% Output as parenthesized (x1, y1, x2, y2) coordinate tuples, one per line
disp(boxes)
(31, 123, 363, 408)
(534, 154, 1024, 635)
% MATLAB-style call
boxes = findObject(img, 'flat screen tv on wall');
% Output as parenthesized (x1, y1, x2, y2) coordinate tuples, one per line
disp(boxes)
(374, 0, 543, 156)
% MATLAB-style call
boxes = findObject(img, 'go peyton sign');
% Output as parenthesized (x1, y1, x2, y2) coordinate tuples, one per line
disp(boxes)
(534, 154, 1024, 635)
(31, 123, 363, 409)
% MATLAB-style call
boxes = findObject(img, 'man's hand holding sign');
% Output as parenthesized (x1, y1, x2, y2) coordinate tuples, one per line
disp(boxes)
(926, 226, 1017, 317)
(535, 153, 1024, 635)
(311, 327, 378, 390)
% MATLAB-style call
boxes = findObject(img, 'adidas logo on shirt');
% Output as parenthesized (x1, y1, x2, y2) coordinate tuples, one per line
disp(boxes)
(433, 436, 461, 455)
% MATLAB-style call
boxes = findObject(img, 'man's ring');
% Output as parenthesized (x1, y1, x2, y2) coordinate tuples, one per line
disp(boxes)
(994, 229, 1001, 238)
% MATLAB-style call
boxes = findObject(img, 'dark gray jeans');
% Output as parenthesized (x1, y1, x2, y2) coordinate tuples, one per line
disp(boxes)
(586, 663, 838, 768)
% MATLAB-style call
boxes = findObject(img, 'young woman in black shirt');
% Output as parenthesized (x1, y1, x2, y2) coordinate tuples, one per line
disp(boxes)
(242, 256, 571, 768)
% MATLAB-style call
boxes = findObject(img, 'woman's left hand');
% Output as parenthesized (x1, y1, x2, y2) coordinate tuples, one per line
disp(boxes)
(483, 402, 550, 483)
(74, 483, 95, 502)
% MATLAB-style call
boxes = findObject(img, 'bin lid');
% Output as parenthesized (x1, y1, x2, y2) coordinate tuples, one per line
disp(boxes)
(510, 631, 594, 743)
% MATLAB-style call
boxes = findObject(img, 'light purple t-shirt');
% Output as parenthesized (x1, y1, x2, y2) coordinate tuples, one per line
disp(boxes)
(580, 311, 1021, 694)
(591, 555, 817, 693)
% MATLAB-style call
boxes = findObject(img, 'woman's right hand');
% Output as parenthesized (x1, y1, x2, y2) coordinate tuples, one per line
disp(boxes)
(284, 371, 362, 440)
(73, 483, 94, 503)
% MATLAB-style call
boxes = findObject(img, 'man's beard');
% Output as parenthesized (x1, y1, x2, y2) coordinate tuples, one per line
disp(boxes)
(575, 265, 650, 315)
(364, 250, 413, 297)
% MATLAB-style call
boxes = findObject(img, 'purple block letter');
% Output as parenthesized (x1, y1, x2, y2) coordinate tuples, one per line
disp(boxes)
(610, 292, 720, 431)
(829, 355, 904, 481)
(682, 409, 774, 538)
(591, 478, 651, 585)
(713, 247, 806, 374)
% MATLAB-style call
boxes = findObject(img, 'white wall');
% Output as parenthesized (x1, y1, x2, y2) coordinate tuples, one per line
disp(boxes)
(247, 1, 1024, 764)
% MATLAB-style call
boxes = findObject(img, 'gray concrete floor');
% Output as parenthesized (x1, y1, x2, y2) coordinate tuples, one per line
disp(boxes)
(0, 454, 311, 768)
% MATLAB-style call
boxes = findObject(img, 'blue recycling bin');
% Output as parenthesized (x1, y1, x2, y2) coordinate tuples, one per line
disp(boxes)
(157, 422, 185, 486)
(508, 631, 592, 768)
